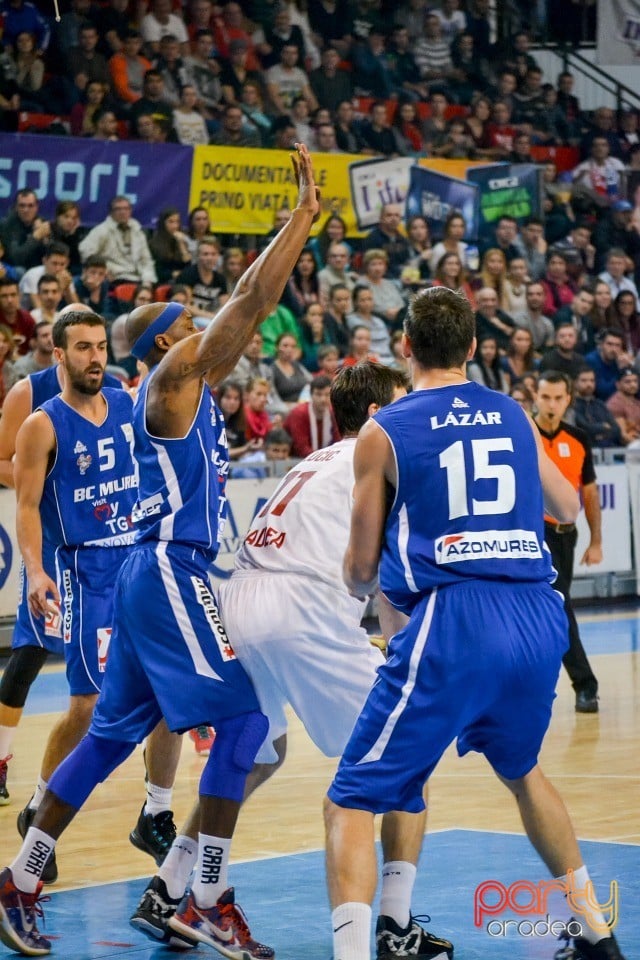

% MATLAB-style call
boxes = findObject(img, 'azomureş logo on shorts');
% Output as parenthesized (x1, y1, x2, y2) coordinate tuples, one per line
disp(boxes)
(435, 530, 542, 564)
(474, 872, 619, 939)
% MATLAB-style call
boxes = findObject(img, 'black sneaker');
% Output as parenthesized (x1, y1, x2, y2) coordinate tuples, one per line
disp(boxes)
(130, 875, 196, 950)
(573, 933, 626, 959)
(0, 755, 11, 806)
(376, 915, 453, 959)
(17, 803, 58, 885)
(575, 690, 599, 713)
(129, 804, 177, 866)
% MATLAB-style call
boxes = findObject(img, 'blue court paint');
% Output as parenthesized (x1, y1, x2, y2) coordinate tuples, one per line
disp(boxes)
(14, 831, 639, 959)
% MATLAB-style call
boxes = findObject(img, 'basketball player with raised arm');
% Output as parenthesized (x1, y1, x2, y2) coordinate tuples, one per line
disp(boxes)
(0, 143, 319, 959)
(324, 287, 626, 960)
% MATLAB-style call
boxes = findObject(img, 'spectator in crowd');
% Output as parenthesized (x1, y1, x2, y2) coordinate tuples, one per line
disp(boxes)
(502, 256, 529, 316)
(97, 0, 132, 56)
(312, 343, 341, 380)
(10, 30, 44, 111)
(172, 84, 210, 145)
(592, 199, 640, 274)
(513, 280, 555, 352)
(360, 249, 405, 327)
(606, 367, 640, 444)
(347, 284, 393, 364)
(556, 71, 582, 141)
(572, 136, 625, 208)
(352, 29, 393, 100)
(501, 326, 537, 383)
(464, 94, 492, 154)
(467, 334, 509, 392)
(598, 247, 640, 309)
(616, 109, 640, 162)
(244, 375, 273, 441)
(487, 68, 517, 115)
(232, 427, 293, 479)
(512, 66, 546, 130)
(405, 215, 432, 279)
(0, 188, 50, 271)
(553, 288, 596, 353)
(185, 206, 213, 259)
(0, 278, 35, 353)
(2, 0, 49, 52)
(509, 381, 534, 413)
(518, 217, 547, 280)
(322, 283, 351, 356)
(130, 69, 174, 129)
(429, 210, 468, 273)
(431, 251, 476, 306)
(362, 204, 411, 280)
(231, 330, 275, 393)
(542, 249, 577, 319)
(91, 107, 119, 141)
(540, 323, 585, 380)
(49, 201, 86, 274)
(29, 276, 61, 325)
(183, 29, 223, 121)
(12, 319, 54, 377)
(221, 247, 247, 295)
(421, 89, 449, 153)
(612, 290, 640, 354)
(108, 282, 154, 380)
(156, 33, 190, 105)
(413, 12, 455, 95)
(313, 122, 340, 153)
(0, 323, 18, 409)
(536, 84, 571, 145)
(260, 4, 306, 70)
(581, 105, 622, 159)
(67, 21, 110, 97)
(588, 279, 616, 338)
(554, 220, 596, 277)
(238, 80, 272, 144)
(283, 247, 321, 318)
(79, 196, 157, 285)
(70, 78, 109, 137)
(474, 286, 515, 352)
(214, 1, 261, 68)
(385, 25, 428, 102)
(176, 237, 226, 318)
(266, 42, 318, 115)
(282, 374, 339, 457)
(269, 114, 298, 150)
(0, 238, 17, 283)
(219, 38, 263, 105)
(341, 324, 378, 366)
(149, 208, 192, 283)
(216, 379, 254, 459)
(475, 247, 509, 305)
(481, 216, 522, 262)
(360, 100, 399, 157)
(270, 331, 313, 409)
(584, 328, 635, 401)
(141, 0, 190, 56)
(334, 99, 365, 153)
(259, 301, 301, 355)
(298, 301, 341, 371)
(53, 0, 100, 60)
(572, 366, 623, 449)
(432, 117, 475, 158)
(485, 99, 518, 159)
(309, 215, 349, 269)
(393, 0, 429, 44)
(19, 242, 76, 311)
(74, 254, 110, 315)
(290, 95, 314, 144)
(318, 242, 358, 300)
(499, 29, 539, 82)
(390, 101, 426, 156)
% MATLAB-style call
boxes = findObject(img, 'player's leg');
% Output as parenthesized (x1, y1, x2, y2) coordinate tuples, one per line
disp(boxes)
(129, 718, 182, 866)
(0, 645, 49, 804)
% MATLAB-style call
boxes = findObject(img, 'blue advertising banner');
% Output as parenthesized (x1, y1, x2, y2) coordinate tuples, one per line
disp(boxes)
(466, 163, 541, 243)
(405, 166, 479, 241)
(0, 134, 192, 227)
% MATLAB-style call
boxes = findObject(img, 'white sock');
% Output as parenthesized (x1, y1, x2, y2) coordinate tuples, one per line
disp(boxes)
(145, 783, 173, 817)
(379, 860, 416, 929)
(331, 902, 371, 960)
(29, 776, 48, 811)
(0, 725, 16, 759)
(158, 835, 198, 900)
(10, 827, 56, 894)
(191, 834, 231, 908)
(567, 865, 611, 945)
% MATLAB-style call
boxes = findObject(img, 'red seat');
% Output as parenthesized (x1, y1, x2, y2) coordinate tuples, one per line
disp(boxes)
(154, 284, 172, 301)
(112, 282, 137, 303)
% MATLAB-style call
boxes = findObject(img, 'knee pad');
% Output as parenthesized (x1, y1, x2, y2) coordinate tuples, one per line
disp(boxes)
(0, 646, 48, 708)
(200, 711, 268, 802)
(48, 732, 135, 809)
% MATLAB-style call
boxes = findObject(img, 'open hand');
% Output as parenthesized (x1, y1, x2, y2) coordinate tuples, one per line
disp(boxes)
(291, 143, 321, 222)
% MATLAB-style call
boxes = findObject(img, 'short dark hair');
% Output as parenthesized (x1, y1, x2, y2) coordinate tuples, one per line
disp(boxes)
(0, 277, 18, 291)
(537, 369, 572, 392)
(37, 272, 60, 290)
(52, 310, 105, 348)
(404, 287, 475, 370)
(264, 427, 291, 447)
(310, 374, 332, 393)
(45, 241, 70, 259)
(330, 361, 408, 435)
(84, 254, 107, 269)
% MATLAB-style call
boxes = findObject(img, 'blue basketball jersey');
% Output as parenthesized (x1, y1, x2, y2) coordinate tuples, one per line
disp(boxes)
(29, 366, 123, 410)
(375, 381, 553, 612)
(38, 388, 137, 548)
(130, 371, 229, 560)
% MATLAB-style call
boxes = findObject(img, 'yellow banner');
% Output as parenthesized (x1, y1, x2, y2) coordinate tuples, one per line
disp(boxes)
(189, 145, 484, 236)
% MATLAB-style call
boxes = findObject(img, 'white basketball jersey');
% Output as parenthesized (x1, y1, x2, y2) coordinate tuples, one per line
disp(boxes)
(234, 437, 359, 592)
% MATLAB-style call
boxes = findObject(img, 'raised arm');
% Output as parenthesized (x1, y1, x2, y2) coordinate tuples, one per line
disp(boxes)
(343, 419, 394, 597)
(154, 144, 320, 392)
(14, 412, 60, 618)
(529, 418, 580, 523)
(0, 378, 33, 489)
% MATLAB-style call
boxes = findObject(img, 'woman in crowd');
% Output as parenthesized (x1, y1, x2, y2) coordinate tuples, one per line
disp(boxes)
(10, 32, 44, 111)
(309, 214, 350, 268)
(172, 84, 209, 146)
(542, 248, 577, 318)
(70, 80, 109, 137)
(501, 326, 538, 383)
(149, 208, 193, 283)
(589, 279, 617, 337)
(239, 80, 272, 143)
(362, 249, 406, 328)
(222, 247, 247, 295)
(392, 100, 425, 155)
(467, 335, 510, 392)
(613, 289, 640, 354)
(475, 247, 508, 305)
(509, 381, 535, 413)
(185, 206, 214, 260)
(298, 302, 338, 372)
(0, 325, 18, 413)
(217, 380, 261, 459)
(405, 215, 432, 280)
(465, 94, 492, 155)
(429, 211, 468, 274)
(271, 332, 313, 409)
(244, 376, 273, 441)
(283, 247, 321, 317)
(431, 252, 476, 307)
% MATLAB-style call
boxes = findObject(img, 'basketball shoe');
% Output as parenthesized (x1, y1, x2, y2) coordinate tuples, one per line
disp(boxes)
(376, 914, 454, 959)
(16, 805, 57, 885)
(0, 755, 11, 806)
(129, 804, 177, 866)
(168, 886, 275, 959)
(554, 930, 626, 960)
(0, 867, 50, 957)
(129, 876, 196, 950)
(189, 726, 215, 755)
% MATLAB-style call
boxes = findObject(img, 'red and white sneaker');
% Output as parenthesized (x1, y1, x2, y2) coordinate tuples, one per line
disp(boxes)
(189, 726, 215, 755)
(0, 867, 51, 956)
(168, 887, 274, 959)
(0, 754, 12, 806)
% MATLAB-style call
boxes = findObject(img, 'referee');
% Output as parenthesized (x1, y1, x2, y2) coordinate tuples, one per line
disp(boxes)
(534, 370, 602, 713)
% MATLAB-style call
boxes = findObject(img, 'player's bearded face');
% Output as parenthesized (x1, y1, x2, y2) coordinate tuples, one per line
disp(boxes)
(65, 353, 106, 395)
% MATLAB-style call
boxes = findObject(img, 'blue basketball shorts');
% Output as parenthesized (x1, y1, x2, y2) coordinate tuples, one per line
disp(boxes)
(90, 541, 260, 743)
(56, 545, 130, 696)
(12, 540, 64, 656)
(328, 579, 568, 814)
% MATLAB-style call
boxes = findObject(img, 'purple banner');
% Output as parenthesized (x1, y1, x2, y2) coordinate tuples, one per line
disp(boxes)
(0, 134, 192, 228)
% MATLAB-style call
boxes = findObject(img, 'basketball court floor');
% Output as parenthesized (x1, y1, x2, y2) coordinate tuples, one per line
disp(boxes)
(0, 604, 638, 959)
